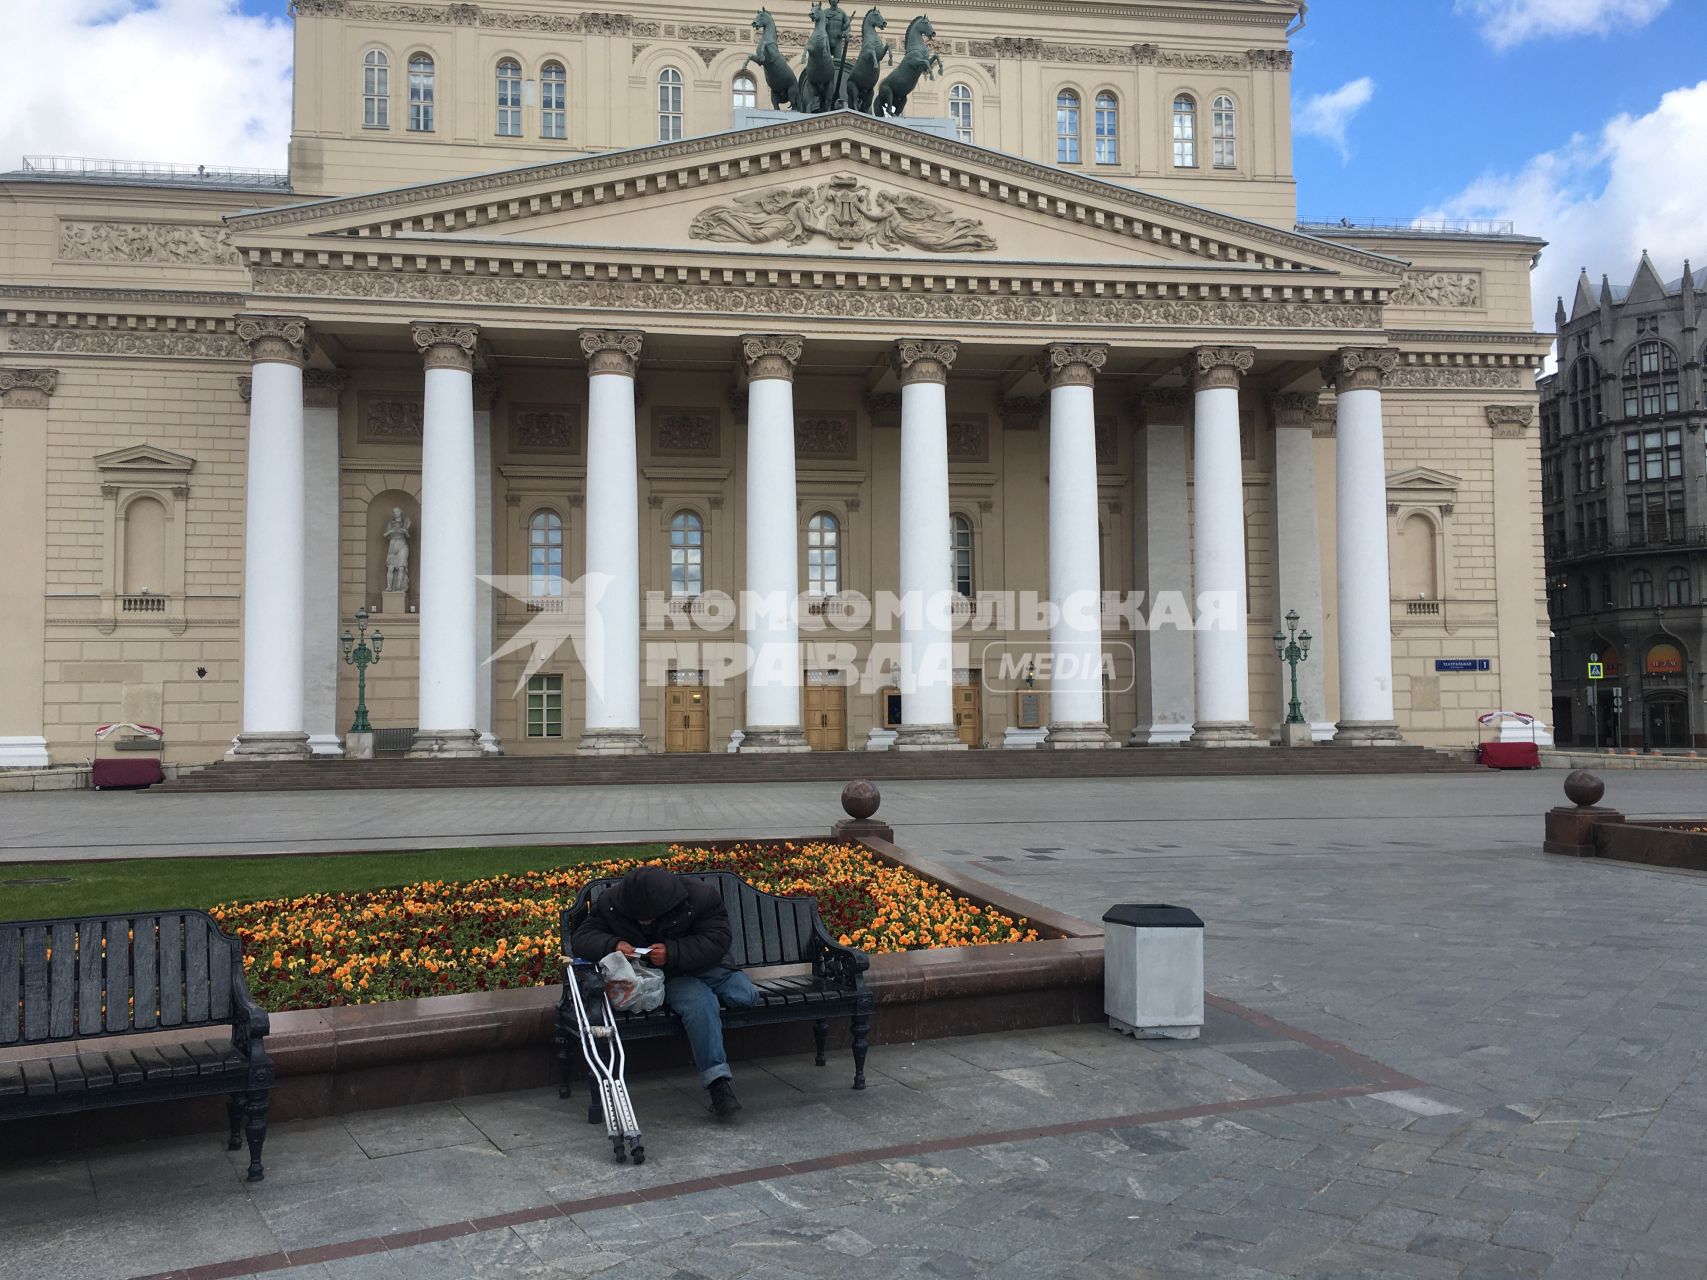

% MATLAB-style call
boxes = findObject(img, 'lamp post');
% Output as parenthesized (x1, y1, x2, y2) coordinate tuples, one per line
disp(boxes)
(340, 606, 384, 734)
(1272, 609, 1312, 729)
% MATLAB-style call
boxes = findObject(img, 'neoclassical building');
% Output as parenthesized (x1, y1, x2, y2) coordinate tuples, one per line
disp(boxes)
(0, 0, 1552, 765)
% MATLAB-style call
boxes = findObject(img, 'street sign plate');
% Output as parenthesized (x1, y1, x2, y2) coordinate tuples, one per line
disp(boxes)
(1587, 662, 1605, 680)
(1435, 659, 1490, 673)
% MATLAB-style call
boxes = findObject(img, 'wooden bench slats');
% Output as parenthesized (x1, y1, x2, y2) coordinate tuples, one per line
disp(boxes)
(133, 916, 159, 1031)
(0, 1062, 23, 1097)
(185, 915, 211, 1023)
(158, 1042, 200, 1078)
(105, 919, 131, 1033)
(106, 1048, 145, 1087)
(209, 936, 232, 1023)
(75, 920, 103, 1036)
(48, 923, 76, 1040)
(738, 888, 765, 968)
(48, 1056, 86, 1094)
(131, 1045, 176, 1082)
(21, 926, 49, 1041)
(20, 1059, 55, 1097)
(0, 927, 19, 1045)
(159, 914, 184, 1027)
(185, 1040, 236, 1076)
(80, 1053, 115, 1090)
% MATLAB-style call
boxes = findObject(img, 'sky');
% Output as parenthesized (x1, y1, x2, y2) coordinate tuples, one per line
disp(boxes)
(2, 0, 1704, 334)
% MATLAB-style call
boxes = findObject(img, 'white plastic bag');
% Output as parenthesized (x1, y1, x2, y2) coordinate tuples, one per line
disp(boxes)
(598, 950, 665, 1013)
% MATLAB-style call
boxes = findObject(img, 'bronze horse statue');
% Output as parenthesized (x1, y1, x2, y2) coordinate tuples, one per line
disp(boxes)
(744, 8, 798, 110)
(873, 14, 942, 117)
(791, 1, 843, 113)
(842, 7, 891, 114)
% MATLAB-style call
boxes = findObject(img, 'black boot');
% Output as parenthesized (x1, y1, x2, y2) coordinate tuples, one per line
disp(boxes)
(708, 1077, 742, 1118)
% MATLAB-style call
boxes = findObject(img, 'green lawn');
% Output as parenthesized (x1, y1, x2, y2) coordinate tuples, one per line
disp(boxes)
(0, 844, 663, 920)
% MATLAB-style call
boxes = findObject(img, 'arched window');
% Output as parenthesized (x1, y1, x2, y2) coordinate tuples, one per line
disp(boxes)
(733, 72, 757, 112)
(807, 513, 840, 596)
(1630, 569, 1654, 609)
(1566, 357, 1601, 434)
(528, 510, 563, 597)
(121, 496, 167, 596)
(1094, 92, 1118, 164)
(496, 59, 523, 136)
(541, 61, 566, 139)
(1172, 94, 1197, 167)
(1667, 566, 1691, 606)
(1212, 94, 1236, 168)
(658, 67, 684, 142)
(670, 510, 703, 597)
(1601, 573, 1614, 607)
(408, 53, 435, 132)
(948, 83, 973, 143)
(1055, 90, 1080, 164)
(362, 50, 390, 129)
(950, 515, 974, 597)
(1621, 340, 1680, 419)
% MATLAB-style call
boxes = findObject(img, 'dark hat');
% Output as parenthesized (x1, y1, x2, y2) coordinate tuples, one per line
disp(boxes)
(620, 865, 686, 921)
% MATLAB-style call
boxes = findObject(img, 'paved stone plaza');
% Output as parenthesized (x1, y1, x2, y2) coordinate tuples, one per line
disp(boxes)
(4, 769, 1707, 1278)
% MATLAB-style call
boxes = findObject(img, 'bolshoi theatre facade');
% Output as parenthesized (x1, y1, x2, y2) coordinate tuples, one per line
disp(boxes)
(0, 0, 1553, 766)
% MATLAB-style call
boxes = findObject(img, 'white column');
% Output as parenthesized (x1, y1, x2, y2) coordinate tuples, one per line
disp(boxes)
(1130, 390, 1195, 745)
(408, 323, 483, 758)
(578, 330, 647, 754)
(1187, 346, 1259, 746)
(1270, 393, 1334, 742)
(473, 382, 501, 753)
(891, 339, 965, 750)
(1327, 349, 1402, 743)
(0, 370, 57, 767)
(229, 318, 312, 759)
(739, 335, 809, 752)
(301, 371, 345, 755)
(1042, 343, 1114, 748)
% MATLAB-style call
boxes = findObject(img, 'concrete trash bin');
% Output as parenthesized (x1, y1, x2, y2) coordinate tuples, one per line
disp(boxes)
(1103, 904, 1204, 1040)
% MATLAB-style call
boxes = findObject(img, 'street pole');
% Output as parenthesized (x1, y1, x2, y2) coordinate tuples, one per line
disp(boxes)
(340, 606, 384, 735)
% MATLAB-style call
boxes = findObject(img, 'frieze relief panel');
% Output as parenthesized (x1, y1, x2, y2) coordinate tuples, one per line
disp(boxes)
(508, 403, 579, 453)
(288, 2, 658, 35)
(60, 221, 238, 266)
(795, 414, 855, 460)
(1386, 366, 1530, 390)
(690, 177, 996, 253)
(1095, 416, 1118, 468)
(947, 416, 989, 464)
(358, 394, 424, 443)
(1390, 271, 1482, 309)
(651, 408, 720, 457)
(8, 329, 246, 360)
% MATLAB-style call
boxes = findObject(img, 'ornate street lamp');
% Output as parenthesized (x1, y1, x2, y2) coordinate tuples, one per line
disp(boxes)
(340, 606, 384, 734)
(1272, 609, 1312, 727)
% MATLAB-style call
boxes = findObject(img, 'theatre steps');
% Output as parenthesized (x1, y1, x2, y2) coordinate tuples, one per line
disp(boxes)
(165, 743, 1478, 793)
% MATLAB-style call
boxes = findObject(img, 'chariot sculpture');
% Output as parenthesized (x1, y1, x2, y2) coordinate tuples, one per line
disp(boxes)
(744, 4, 945, 118)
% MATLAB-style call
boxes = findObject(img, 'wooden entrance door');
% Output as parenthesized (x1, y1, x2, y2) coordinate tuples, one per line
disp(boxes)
(953, 680, 982, 748)
(666, 685, 709, 752)
(804, 682, 846, 751)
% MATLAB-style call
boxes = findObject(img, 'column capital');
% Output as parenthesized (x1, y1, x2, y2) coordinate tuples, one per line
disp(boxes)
(579, 329, 644, 377)
(1130, 386, 1190, 425)
(236, 375, 253, 403)
(0, 368, 59, 409)
(1185, 346, 1255, 392)
(741, 334, 805, 382)
(892, 338, 959, 386)
(1269, 392, 1319, 429)
(1323, 347, 1398, 393)
(237, 315, 312, 367)
(412, 322, 480, 373)
(1039, 342, 1108, 390)
(998, 395, 1045, 431)
(1486, 404, 1535, 438)
(303, 369, 348, 409)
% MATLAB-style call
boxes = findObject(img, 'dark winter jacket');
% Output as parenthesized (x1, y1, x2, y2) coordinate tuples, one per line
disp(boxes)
(569, 866, 734, 976)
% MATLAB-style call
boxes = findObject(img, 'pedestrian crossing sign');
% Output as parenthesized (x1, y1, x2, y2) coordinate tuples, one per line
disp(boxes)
(1587, 661, 1605, 680)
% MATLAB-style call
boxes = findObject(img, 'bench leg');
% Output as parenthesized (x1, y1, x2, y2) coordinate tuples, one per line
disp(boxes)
(244, 1089, 269, 1183)
(813, 1018, 829, 1067)
(850, 1014, 869, 1090)
(554, 1023, 573, 1099)
(226, 1094, 245, 1152)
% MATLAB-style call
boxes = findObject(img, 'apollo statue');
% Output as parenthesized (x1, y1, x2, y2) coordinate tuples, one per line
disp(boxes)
(383, 507, 412, 593)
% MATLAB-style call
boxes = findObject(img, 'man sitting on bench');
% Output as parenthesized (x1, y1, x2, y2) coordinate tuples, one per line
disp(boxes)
(570, 865, 758, 1118)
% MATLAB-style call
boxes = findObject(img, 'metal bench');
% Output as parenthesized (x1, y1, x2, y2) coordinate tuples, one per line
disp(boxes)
(0, 910, 275, 1181)
(555, 871, 873, 1099)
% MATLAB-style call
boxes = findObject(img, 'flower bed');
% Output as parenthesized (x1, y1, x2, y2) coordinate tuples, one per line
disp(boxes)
(211, 842, 1037, 1013)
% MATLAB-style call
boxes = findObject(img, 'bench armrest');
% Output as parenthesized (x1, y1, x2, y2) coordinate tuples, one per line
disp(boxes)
(810, 932, 870, 991)
(230, 970, 271, 1050)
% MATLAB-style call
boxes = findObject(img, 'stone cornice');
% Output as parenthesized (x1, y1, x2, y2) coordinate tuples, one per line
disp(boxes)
(579, 329, 643, 377)
(0, 285, 246, 308)
(741, 334, 804, 382)
(0, 368, 59, 408)
(227, 113, 1401, 279)
(237, 315, 311, 367)
(1039, 342, 1108, 389)
(893, 339, 960, 386)
(410, 321, 480, 372)
(1186, 345, 1255, 391)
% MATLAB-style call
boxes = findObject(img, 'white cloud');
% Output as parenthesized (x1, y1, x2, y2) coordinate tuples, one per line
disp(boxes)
(1295, 77, 1375, 164)
(0, 1, 292, 173)
(1456, 0, 1671, 50)
(1419, 80, 1707, 336)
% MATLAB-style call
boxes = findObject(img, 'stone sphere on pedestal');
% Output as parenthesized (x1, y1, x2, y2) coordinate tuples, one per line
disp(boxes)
(1563, 770, 1605, 809)
(841, 779, 881, 820)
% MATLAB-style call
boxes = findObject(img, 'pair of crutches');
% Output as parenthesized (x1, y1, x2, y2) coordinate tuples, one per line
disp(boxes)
(562, 956, 646, 1164)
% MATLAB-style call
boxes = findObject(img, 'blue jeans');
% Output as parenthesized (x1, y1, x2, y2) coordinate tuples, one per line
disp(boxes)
(664, 964, 758, 1087)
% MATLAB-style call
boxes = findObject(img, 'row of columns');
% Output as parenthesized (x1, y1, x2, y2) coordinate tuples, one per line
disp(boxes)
(228, 317, 1399, 758)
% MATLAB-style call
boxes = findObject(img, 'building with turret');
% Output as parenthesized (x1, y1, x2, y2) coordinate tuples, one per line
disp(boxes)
(1540, 254, 1706, 747)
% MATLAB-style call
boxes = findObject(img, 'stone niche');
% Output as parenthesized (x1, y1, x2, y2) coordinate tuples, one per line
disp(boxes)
(366, 490, 421, 614)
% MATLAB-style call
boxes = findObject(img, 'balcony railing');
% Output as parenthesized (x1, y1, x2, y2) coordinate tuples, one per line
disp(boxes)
(120, 594, 167, 613)
(1552, 526, 1707, 561)
(1297, 216, 1517, 237)
(18, 155, 290, 189)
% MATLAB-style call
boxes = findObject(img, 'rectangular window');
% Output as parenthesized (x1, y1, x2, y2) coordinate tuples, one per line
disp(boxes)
(409, 67, 434, 132)
(1624, 388, 1639, 418)
(1586, 439, 1605, 490)
(1172, 111, 1195, 167)
(497, 70, 522, 136)
(526, 674, 563, 738)
(1665, 383, 1680, 414)
(1642, 387, 1662, 418)
(1640, 342, 1660, 374)
(1625, 432, 1641, 482)
(364, 65, 390, 128)
(1094, 102, 1117, 164)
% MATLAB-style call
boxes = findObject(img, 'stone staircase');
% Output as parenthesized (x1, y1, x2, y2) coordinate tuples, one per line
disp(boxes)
(165, 743, 1477, 793)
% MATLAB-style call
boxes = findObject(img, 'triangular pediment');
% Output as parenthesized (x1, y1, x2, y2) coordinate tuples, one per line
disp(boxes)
(230, 113, 1404, 284)
(1387, 467, 1459, 493)
(95, 444, 196, 476)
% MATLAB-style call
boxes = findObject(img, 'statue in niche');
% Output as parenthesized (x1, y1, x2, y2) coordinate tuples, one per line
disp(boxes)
(383, 507, 412, 593)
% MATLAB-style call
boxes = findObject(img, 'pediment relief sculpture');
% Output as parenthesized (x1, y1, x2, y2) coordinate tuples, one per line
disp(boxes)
(689, 176, 995, 253)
